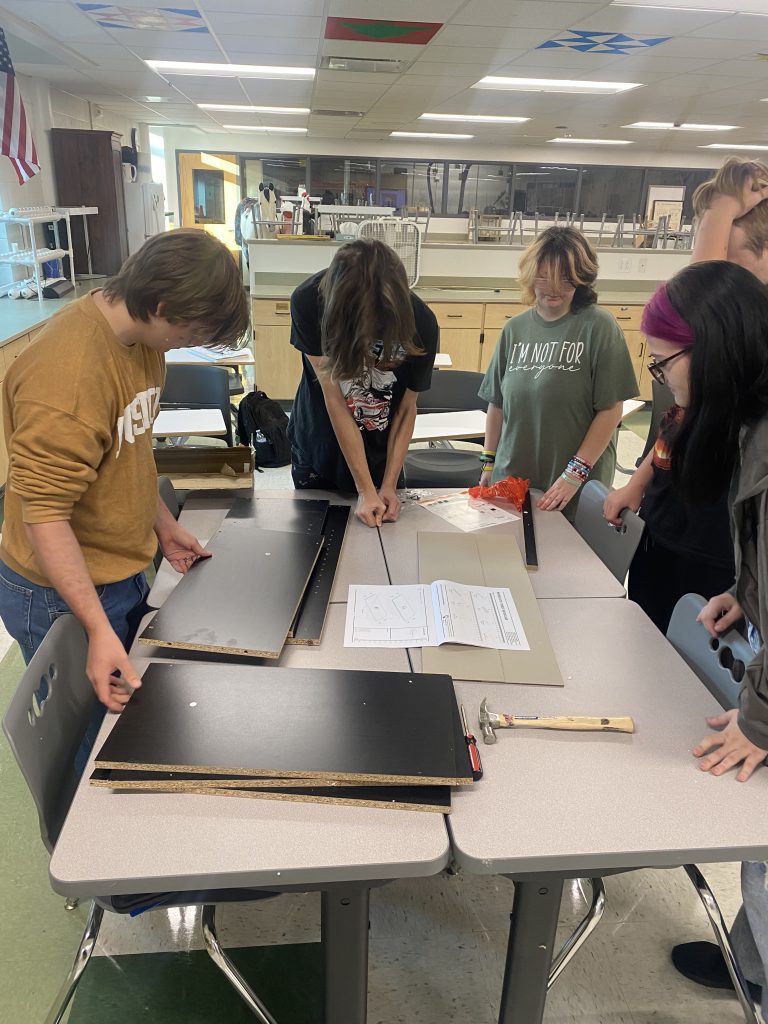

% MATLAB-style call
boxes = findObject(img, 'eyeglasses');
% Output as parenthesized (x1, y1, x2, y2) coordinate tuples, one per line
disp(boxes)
(647, 349, 688, 385)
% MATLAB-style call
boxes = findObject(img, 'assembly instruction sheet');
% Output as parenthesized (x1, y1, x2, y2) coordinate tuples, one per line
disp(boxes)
(415, 491, 520, 532)
(344, 582, 530, 651)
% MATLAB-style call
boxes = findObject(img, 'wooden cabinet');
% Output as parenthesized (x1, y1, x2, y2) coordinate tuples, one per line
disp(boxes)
(438, 329, 483, 372)
(51, 129, 128, 276)
(430, 303, 484, 373)
(251, 301, 302, 399)
(483, 303, 526, 331)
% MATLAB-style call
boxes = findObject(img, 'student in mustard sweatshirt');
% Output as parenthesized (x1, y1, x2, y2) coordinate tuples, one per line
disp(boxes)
(0, 229, 249, 721)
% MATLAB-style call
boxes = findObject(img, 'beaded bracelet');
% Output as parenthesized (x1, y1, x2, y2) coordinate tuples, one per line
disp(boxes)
(479, 449, 496, 469)
(561, 454, 592, 487)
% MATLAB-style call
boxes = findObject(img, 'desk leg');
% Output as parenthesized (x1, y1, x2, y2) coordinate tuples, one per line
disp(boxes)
(321, 885, 369, 1024)
(498, 877, 562, 1024)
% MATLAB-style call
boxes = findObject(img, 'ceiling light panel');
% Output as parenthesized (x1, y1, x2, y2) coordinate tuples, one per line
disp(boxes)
(702, 143, 768, 150)
(611, 1, 768, 11)
(419, 113, 529, 123)
(198, 104, 310, 114)
(145, 61, 315, 79)
(222, 125, 308, 133)
(474, 76, 642, 94)
(390, 131, 474, 139)
(627, 121, 740, 130)
(550, 137, 633, 145)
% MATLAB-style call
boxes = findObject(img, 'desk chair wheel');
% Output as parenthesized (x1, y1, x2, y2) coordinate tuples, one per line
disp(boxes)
(64, 896, 80, 912)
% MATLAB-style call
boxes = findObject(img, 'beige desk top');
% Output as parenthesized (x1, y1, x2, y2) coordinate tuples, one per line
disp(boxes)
(446, 599, 768, 875)
(380, 490, 625, 600)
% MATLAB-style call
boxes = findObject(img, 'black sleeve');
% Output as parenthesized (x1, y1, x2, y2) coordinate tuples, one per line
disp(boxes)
(289, 274, 323, 357)
(406, 297, 439, 393)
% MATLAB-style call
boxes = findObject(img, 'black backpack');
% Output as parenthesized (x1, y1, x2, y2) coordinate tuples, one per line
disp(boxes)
(236, 390, 291, 469)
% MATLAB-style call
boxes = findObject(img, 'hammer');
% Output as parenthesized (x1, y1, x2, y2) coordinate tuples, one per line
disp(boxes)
(478, 697, 634, 745)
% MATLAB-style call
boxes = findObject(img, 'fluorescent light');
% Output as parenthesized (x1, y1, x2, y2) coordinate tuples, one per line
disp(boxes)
(612, 1, 768, 11)
(222, 124, 308, 133)
(550, 137, 633, 145)
(199, 103, 310, 114)
(419, 112, 529, 124)
(627, 121, 740, 131)
(146, 60, 315, 79)
(702, 143, 768, 150)
(390, 131, 474, 139)
(474, 76, 641, 95)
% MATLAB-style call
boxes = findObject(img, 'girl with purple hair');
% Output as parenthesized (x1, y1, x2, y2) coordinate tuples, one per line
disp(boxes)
(611, 261, 768, 1008)
(603, 283, 735, 633)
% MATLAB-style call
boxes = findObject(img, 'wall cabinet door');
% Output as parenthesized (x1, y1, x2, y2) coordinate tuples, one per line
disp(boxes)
(253, 324, 303, 399)
(438, 329, 482, 372)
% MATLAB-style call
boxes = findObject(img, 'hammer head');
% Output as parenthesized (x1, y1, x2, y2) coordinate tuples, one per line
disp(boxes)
(479, 698, 497, 744)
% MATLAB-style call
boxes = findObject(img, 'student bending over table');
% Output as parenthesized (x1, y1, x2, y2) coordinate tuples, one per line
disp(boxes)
(0, 230, 249, 727)
(636, 263, 768, 1011)
(478, 227, 638, 522)
(288, 238, 438, 527)
(603, 159, 768, 633)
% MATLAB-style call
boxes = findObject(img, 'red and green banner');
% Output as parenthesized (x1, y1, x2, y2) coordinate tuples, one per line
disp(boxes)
(325, 17, 442, 45)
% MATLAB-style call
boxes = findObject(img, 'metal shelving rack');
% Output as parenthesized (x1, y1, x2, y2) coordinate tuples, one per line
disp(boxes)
(0, 209, 76, 303)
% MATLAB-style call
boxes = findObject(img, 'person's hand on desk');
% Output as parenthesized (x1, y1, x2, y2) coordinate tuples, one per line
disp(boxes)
(87, 624, 141, 712)
(377, 485, 401, 523)
(693, 709, 768, 782)
(538, 476, 579, 513)
(478, 468, 493, 488)
(355, 490, 387, 528)
(156, 522, 212, 574)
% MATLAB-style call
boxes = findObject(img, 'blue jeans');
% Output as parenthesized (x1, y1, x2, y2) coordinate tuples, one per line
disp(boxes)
(732, 862, 768, 1015)
(0, 561, 150, 771)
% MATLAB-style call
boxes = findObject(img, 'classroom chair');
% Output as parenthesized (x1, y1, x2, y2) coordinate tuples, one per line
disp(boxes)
(2, 615, 282, 1024)
(636, 379, 675, 466)
(574, 480, 645, 583)
(160, 364, 235, 447)
(667, 592, 751, 716)
(404, 370, 487, 488)
(550, 597, 759, 1023)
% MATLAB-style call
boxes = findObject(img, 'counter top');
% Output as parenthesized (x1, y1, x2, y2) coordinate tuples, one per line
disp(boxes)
(0, 286, 89, 346)
(251, 283, 656, 305)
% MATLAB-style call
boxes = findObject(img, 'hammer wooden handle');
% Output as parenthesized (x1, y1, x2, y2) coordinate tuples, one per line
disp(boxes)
(504, 715, 634, 734)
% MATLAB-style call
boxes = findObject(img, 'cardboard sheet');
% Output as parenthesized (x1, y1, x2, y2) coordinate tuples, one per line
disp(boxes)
(417, 532, 563, 686)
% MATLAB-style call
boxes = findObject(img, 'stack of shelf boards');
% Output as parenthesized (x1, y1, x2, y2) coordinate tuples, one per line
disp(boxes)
(91, 663, 472, 813)
(139, 498, 350, 657)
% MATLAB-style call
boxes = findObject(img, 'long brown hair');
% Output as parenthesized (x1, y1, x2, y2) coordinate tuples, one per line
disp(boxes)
(518, 226, 598, 311)
(102, 228, 250, 348)
(318, 238, 422, 381)
(693, 156, 768, 257)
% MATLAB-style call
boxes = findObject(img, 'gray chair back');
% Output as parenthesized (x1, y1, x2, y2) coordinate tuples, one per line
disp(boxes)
(666, 593, 750, 711)
(637, 379, 675, 466)
(2, 615, 92, 851)
(574, 480, 645, 583)
(418, 370, 487, 414)
(160, 364, 234, 446)
(157, 475, 180, 520)
(404, 448, 481, 489)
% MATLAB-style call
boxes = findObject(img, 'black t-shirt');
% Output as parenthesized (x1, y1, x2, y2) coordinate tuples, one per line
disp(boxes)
(641, 405, 735, 570)
(287, 270, 439, 490)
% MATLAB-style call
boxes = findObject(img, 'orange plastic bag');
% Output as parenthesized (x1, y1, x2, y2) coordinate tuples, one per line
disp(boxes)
(468, 475, 530, 511)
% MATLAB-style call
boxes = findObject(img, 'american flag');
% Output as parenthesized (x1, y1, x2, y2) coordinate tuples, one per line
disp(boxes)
(0, 28, 40, 185)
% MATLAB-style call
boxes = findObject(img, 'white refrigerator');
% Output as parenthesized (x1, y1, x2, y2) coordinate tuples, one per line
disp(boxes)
(124, 182, 166, 255)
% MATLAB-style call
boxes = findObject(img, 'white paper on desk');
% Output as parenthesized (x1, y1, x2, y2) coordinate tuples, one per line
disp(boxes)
(344, 585, 438, 648)
(344, 582, 529, 651)
(417, 492, 520, 532)
(165, 346, 221, 363)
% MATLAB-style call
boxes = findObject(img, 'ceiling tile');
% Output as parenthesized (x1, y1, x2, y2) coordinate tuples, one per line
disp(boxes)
(106, 30, 222, 52)
(692, 13, 768, 41)
(452, 1, 604, 30)
(702, 57, 768, 78)
(201, 0, 324, 11)
(647, 36, 756, 59)
(404, 61, 507, 78)
(206, 13, 321, 37)
(417, 46, 526, 65)
(434, 25, 553, 48)
(328, 0, 464, 16)
(319, 40, 425, 60)
(217, 37, 319, 56)
(493, 48, 623, 72)
(570, 7, 732, 35)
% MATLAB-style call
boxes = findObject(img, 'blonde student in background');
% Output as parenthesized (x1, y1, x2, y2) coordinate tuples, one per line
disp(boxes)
(0, 230, 249, 764)
(478, 226, 638, 522)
